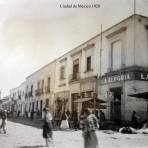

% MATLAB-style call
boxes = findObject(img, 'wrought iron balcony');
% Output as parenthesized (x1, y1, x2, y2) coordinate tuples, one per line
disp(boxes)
(45, 86, 50, 94)
(39, 88, 44, 95)
(28, 91, 33, 97)
(35, 89, 40, 96)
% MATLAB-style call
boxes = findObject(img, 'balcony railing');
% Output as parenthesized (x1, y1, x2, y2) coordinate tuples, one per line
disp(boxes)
(35, 88, 44, 96)
(25, 93, 28, 98)
(69, 73, 80, 83)
(18, 95, 21, 100)
(39, 88, 44, 95)
(28, 91, 33, 97)
(35, 89, 40, 96)
(45, 86, 50, 94)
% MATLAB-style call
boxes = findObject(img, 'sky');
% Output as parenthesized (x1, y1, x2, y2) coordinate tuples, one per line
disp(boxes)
(0, 0, 148, 97)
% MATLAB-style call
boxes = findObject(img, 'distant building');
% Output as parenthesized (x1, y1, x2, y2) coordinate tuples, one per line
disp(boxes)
(1, 96, 10, 111)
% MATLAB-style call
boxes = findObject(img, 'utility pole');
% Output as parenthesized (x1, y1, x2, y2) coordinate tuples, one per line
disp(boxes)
(133, 0, 136, 66)
(98, 24, 103, 112)
(100, 24, 103, 78)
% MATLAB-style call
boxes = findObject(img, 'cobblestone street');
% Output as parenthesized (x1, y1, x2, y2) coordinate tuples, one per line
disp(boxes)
(0, 121, 148, 148)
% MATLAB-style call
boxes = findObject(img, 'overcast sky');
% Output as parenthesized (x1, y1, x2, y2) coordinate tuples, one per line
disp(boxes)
(0, 0, 148, 97)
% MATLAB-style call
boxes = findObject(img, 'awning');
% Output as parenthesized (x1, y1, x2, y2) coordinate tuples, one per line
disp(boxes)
(128, 92, 148, 100)
(73, 98, 92, 103)
(73, 97, 106, 103)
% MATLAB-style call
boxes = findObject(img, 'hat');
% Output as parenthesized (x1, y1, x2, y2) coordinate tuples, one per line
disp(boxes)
(43, 107, 48, 112)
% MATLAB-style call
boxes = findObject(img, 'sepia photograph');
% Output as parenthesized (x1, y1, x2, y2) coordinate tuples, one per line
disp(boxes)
(0, 0, 148, 148)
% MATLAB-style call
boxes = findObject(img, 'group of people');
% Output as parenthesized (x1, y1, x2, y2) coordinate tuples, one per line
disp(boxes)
(0, 107, 103, 148)
(43, 108, 104, 148)
(54, 109, 106, 131)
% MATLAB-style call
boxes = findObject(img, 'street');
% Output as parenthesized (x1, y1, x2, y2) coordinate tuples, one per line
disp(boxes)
(0, 121, 148, 148)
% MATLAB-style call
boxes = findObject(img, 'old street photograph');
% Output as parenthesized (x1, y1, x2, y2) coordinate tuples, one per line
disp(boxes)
(0, 0, 148, 148)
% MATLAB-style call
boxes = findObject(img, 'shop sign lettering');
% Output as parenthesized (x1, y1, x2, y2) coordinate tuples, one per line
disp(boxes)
(102, 73, 130, 84)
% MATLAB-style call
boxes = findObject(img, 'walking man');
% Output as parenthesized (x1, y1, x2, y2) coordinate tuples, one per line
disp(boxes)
(0, 110, 7, 134)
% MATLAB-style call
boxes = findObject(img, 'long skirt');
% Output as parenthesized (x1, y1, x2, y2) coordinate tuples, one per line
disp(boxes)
(83, 131, 99, 148)
(42, 122, 53, 139)
(60, 119, 69, 129)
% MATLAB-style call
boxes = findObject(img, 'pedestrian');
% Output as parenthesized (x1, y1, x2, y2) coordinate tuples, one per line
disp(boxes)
(132, 111, 138, 129)
(30, 109, 34, 120)
(79, 113, 85, 130)
(99, 110, 105, 130)
(0, 110, 7, 134)
(17, 110, 20, 117)
(66, 110, 71, 128)
(60, 111, 69, 130)
(25, 110, 28, 118)
(82, 109, 99, 148)
(42, 107, 53, 147)
(72, 110, 78, 130)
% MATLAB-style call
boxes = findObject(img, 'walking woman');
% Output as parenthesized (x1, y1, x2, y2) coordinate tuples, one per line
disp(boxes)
(82, 109, 99, 148)
(60, 111, 69, 130)
(42, 107, 53, 147)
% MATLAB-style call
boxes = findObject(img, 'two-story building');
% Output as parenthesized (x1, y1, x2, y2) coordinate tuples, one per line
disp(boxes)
(99, 14, 148, 122)
(25, 60, 56, 118)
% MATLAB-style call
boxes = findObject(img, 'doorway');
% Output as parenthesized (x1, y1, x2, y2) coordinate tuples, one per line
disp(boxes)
(110, 87, 122, 123)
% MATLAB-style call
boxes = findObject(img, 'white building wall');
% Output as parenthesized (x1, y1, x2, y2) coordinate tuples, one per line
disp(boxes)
(99, 15, 148, 121)
(26, 60, 56, 111)
(135, 15, 148, 67)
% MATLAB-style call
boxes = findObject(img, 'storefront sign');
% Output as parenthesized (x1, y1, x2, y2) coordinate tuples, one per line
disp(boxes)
(101, 71, 148, 84)
(101, 73, 131, 84)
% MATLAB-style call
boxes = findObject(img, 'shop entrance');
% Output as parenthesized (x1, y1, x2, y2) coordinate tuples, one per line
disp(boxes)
(110, 87, 122, 123)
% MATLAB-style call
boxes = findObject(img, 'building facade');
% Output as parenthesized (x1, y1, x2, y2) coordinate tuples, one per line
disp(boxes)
(5, 14, 148, 122)
(99, 15, 148, 122)
(24, 60, 56, 118)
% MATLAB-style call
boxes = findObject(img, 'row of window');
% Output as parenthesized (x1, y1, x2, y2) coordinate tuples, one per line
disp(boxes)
(11, 32, 126, 99)
(12, 77, 51, 100)
(59, 56, 92, 80)
(59, 39, 124, 81)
